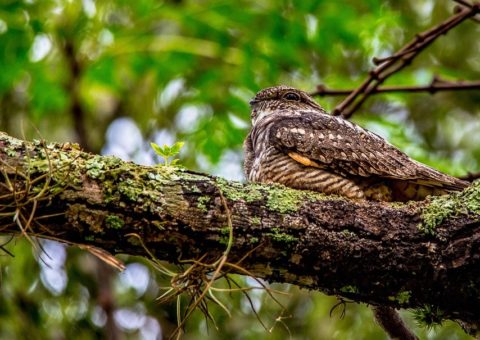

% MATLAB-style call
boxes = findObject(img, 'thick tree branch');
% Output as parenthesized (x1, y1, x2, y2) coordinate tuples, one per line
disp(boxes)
(327, 4, 480, 118)
(0, 132, 479, 331)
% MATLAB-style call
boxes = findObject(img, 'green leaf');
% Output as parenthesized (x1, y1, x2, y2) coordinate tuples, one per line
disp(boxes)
(162, 144, 172, 156)
(150, 142, 168, 157)
(151, 141, 185, 166)
(170, 141, 185, 155)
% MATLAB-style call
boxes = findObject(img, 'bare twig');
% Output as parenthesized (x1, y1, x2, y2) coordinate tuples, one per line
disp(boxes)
(330, 4, 480, 118)
(311, 79, 480, 97)
(453, 0, 480, 22)
(454, 0, 473, 7)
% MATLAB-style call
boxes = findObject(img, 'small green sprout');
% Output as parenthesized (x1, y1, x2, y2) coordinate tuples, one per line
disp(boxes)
(151, 141, 184, 166)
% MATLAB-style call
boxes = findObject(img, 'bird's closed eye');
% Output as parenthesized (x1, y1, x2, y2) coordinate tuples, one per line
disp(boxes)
(283, 92, 301, 101)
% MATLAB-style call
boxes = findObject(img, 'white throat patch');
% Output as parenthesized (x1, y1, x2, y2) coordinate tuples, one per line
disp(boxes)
(252, 109, 275, 125)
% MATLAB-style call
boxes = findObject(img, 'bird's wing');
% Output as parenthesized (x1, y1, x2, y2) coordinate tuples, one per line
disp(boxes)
(269, 111, 468, 190)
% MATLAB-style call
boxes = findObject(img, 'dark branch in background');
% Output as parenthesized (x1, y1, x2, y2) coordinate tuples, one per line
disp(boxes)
(63, 41, 119, 339)
(311, 78, 480, 97)
(63, 41, 91, 152)
(97, 262, 121, 340)
(454, 0, 480, 22)
(374, 307, 418, 340)
(314, 3, 480, 119)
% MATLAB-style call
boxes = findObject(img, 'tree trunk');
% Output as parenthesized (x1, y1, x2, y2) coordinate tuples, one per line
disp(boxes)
(0, 132, 479, 329)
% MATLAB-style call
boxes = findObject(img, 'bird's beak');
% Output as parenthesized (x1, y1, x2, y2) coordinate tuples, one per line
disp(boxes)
(249, 99, 259, 106)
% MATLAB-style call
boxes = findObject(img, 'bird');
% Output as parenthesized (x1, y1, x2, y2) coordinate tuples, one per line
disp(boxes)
(243, 85, 468, 202)
(243, 85, 469, 340)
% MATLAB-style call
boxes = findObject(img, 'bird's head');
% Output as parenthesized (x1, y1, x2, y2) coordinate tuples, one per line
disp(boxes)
(249, 85, 325, 125)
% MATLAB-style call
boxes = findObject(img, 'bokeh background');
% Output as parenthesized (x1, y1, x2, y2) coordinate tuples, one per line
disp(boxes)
(0, 0, 479, 339)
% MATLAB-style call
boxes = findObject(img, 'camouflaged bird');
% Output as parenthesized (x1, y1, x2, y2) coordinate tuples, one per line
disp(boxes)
(244, 85, 468, 202)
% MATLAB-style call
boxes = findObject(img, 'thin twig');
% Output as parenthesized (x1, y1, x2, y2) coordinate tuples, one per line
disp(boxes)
(330, 4, 480, 118)
(454, 0, 473, 7)
(453, 0, 480, 22)
(311, 79, 480, 97)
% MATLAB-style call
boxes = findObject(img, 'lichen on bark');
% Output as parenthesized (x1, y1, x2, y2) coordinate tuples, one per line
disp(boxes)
(419, 180, 480, 234)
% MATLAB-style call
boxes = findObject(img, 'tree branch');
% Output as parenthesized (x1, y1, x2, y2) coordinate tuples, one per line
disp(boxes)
(374, 306, 418, 340)
(0, 132, 479, 333)
(329, 4, 480, 118)
(311, 79, 480, 97)
(454, 0, 480, 23)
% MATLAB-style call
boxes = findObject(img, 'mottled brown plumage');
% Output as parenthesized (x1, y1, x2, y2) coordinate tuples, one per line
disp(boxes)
(244, 85, 468, 201)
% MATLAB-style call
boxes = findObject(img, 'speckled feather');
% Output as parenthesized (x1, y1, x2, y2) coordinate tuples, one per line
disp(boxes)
(244, 85, 468, 201)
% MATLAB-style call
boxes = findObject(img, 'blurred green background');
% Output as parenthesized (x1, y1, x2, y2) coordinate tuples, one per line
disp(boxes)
(0, 0, 478, 339)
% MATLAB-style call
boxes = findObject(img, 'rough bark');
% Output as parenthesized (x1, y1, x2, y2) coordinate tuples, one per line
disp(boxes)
(0, 132, 479, 330)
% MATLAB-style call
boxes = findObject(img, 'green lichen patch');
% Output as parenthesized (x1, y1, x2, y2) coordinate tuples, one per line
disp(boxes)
(105, 215, 125, 229)
(340, 285, 359, 294)
(419, 195, 457, 235)
(196, 196, 211, 212)
(85, 156, 106, 179)
(266, 188, 304, 213)
(460, 180, 480, 215)
(147, 172, 167, 182)
(216, 177, 332, 214)
(6, 148, 17, 157)
(118, 178, 144, 202)
(266, 227, 298, 243)
(0, 132, 24, 148)
(215, 178, 263, 203)
(388, 290, 411, 305)
(419, 181, 480, 235)
(250, 217, 261, 226)
(85, 155, 123, 180)
(265, 184, 329, 214)
(189, 184, 202, 193)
